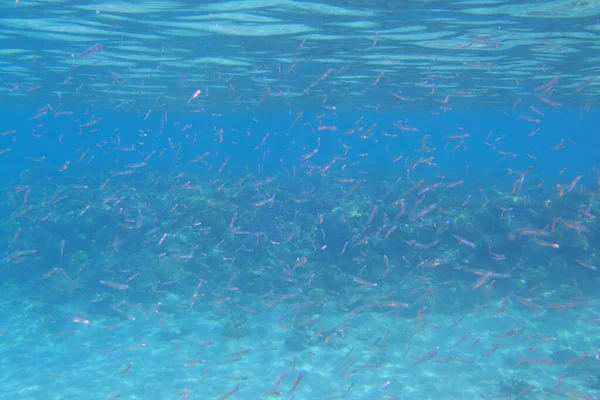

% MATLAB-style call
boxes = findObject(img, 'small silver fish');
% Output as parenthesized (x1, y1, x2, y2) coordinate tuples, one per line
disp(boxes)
(79, 43, 103, 58)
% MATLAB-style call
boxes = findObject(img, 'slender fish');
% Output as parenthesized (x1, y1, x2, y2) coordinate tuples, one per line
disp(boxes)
(79, 44, 103, 58)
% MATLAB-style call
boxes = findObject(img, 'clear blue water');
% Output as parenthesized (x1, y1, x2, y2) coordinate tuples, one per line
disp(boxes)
(1, 1, 600, 399)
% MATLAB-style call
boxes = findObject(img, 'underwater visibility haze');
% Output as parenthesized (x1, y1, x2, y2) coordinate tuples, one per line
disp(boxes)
(1, 0, 600, 399)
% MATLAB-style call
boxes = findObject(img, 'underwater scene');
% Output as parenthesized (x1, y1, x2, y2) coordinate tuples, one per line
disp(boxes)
(1, 1, 600, 399)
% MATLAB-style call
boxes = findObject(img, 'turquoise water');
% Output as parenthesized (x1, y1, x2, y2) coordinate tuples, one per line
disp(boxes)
(1, 1, 600, 399)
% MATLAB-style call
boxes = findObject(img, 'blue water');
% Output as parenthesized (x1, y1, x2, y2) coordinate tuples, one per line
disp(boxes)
(1, 1, 600, 400)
